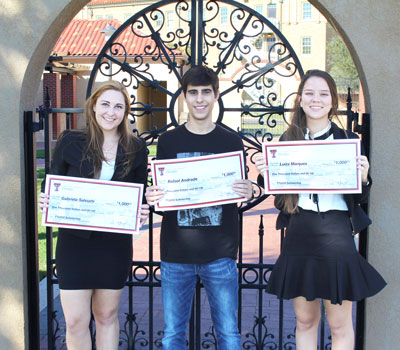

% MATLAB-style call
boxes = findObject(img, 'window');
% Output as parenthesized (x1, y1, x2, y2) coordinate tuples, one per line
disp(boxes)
(155, 13, 162, 28)
(106, 14, 113, 19)
(255, 5, 264, 16)
(267, 4, 276, 18)
(302, 3, 312, 20)
(302, 37, 312, 55)
(167, 11, 173, 27)
(267, 35, 276, 52)
(96, 15, 103, 20)
(254, 37, 263, 50)
(220, 7, 228, 25)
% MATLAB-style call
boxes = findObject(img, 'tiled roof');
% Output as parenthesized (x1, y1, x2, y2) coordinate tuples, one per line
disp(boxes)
(52, 19, 178, 58)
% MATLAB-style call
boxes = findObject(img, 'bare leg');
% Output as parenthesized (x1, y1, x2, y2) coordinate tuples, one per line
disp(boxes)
(92, 288, 124, 350)
(292, 297, 321, 350)
(60, 289, 93, 350)
(323, 300, 354, 350)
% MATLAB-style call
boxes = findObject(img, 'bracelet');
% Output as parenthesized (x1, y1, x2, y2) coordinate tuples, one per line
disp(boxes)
(246, 191, 255, 202)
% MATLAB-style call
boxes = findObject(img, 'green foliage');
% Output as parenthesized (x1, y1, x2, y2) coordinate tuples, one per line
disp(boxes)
(326, 26, 358, 81)
(147, 144, 157, 157)
(37, 168, 57, 280)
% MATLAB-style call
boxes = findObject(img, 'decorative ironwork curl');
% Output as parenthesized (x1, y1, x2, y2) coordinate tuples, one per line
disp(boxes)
(119, 312, 148, 348)
(202, 326, 217, 349)
(283, 331, 296, 349)
(154, 330, 164, 348)
(130, 8, 186, 71)
(243, 316, 277, 350)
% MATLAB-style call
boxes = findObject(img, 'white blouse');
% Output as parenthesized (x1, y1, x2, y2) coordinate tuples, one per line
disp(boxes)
(99, 160, 115, 181)
(298, 122, 348, 212)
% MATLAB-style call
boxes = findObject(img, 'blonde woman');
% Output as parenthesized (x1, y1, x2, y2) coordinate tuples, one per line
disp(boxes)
(39, 81, 149, 350)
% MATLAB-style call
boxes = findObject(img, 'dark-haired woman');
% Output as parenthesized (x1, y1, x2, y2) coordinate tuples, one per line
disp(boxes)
(256, 70, 386, 350)
(39, 81, 149, 350)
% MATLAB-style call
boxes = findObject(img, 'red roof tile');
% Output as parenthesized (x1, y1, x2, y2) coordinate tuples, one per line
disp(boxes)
(53, 19, 182, 58)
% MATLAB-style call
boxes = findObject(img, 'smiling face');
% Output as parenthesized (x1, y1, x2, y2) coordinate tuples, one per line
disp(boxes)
(300, 76, 332, 125)
(183, 84, 219, 122)
(93, 89, 126, 133)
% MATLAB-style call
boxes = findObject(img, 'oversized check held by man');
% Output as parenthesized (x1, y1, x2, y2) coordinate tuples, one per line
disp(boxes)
(151, 151, 246, 211)
(43, 175, 144, 234)
(262, 139, 362, 194)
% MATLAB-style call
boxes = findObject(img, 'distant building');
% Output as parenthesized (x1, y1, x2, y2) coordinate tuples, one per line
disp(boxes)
(40, 0, 331, 139)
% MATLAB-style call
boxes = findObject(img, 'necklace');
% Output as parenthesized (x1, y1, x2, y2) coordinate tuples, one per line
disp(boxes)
(102, 138, 119, 156)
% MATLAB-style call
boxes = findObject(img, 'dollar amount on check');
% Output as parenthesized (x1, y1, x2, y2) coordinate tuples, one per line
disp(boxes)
(43, 175, 144, 234)
(262, 139, 362, 194)
(151, 151, 246, 211)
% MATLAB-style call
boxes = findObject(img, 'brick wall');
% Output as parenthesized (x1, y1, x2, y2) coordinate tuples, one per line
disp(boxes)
(61, 74, 77, 129)
(43, 73, 61, 139)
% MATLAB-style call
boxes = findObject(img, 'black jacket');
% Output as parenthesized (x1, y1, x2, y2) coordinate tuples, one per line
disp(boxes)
(42, 129, 148, 239)
(259, 123, 372, 233)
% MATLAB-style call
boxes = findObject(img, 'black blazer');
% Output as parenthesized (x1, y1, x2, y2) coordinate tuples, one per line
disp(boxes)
(43, 130, 148, 239)
(259, 123, 372, 234)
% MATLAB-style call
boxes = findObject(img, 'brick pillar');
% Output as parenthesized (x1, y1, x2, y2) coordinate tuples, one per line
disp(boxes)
(43, 72, 61, 139)
(61, 74, 77, 129)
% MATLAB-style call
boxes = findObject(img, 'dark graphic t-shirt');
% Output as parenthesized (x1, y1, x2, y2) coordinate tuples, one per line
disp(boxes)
(177, 151, 222, 227)
(156, 124, 245, 264)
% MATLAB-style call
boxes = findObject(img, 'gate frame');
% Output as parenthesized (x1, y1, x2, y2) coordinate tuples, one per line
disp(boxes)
(23, 1, 371, 348)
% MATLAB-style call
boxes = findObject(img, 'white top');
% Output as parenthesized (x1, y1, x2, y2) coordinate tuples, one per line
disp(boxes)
(298, 122, 348, 212)
(99, 160, 115, 181)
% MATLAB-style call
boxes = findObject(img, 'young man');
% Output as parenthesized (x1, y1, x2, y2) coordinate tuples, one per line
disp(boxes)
(145, 65, 253, 350)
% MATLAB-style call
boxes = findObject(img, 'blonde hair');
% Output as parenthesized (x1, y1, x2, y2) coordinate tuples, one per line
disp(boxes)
(84, 81, 142, 178)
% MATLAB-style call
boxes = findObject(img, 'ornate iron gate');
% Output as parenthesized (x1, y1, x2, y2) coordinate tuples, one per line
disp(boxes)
(23, 0, 371, 349)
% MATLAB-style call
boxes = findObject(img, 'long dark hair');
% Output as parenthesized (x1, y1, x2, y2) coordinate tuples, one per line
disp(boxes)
(277, 70, 341, 214)
(84, 81, 142, 178)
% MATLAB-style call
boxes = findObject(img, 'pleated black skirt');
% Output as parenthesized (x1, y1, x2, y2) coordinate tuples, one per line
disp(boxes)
(55, 230, 133, 290)
(266, 208, 386, 304)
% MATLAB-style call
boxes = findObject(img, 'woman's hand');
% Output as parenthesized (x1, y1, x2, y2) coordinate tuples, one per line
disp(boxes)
(145, 185, 165, 206)
(232, 179, 254, 201)
(357, 155, 370, 184)
(138, 203, 150, 228)
(255, 154, 268, 177)
(38, 193, 49, 213)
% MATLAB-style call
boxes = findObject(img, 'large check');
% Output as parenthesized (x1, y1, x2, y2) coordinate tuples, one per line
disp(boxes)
(42, 175, 144, 234)
(151, 151, 246, 211)
(262, 139, 361, 194)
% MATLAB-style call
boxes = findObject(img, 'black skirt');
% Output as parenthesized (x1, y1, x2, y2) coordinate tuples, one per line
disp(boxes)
(55, 230, 133, 290)
(266, 208, 386, 304)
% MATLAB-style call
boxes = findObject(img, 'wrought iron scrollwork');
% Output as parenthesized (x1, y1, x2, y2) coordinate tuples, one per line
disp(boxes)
(202, 326, 217, 349)
(120, 313, 148, 348)
(80, 1, 305, 349)
(243, 316, 277, 350)
(283, 332, 296, 349)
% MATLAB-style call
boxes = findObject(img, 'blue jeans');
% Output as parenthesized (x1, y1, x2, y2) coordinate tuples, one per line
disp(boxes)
(161, 258, 241, 350)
